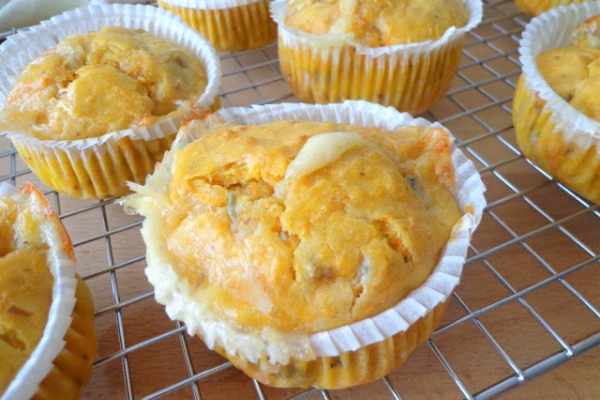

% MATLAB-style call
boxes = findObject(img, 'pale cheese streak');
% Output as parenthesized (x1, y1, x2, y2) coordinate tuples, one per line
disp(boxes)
(275, 131, 372, 198)
(329, 0, 359, 34)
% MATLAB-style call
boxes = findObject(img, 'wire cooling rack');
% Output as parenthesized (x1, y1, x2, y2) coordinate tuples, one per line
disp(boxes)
(1, 0, 600, 399)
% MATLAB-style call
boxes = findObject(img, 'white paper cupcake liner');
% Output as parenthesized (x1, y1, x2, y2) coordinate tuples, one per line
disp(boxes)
(0, 3, 222, 148)
(128, 100, 486, 365)
(271, 0, 482, 55)
(0, 183, 78, 400)
(519, 1, 600, 148)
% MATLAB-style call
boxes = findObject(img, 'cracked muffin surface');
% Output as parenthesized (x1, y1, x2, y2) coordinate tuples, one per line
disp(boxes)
(148, 118, 462, 333)
(284, 0, 468, 47)
(0, 26, 208, 141)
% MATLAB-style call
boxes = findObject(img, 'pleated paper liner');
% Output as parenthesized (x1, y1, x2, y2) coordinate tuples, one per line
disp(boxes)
(270, 0, 482, 115)
(0, 4, 222, 200)
(514, 1, 600, 202)
(0, 182, 97, 400)
(123, 101, 486, 389)
(158, 0, 277, 52)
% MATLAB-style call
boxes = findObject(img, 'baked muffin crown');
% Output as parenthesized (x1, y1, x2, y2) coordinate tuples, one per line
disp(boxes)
(536, 14, 600, 122)
(284, 0, 468, 46)
(1, 26, 209, 141)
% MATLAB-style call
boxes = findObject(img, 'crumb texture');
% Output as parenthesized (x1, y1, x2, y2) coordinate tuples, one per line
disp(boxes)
(1, 26, 208, 140)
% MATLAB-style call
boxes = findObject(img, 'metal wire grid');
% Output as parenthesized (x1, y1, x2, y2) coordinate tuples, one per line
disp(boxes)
(1, 0, 599, 399)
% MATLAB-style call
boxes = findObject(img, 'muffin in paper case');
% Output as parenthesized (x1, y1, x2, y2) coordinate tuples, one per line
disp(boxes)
(157, 0, 278, 52)
(270, 0, 482, 116)
(0, 182, 97, 400)
(0, 4, 222, 200)
(514, 0, 592, 16)
(121, 100, 487, 389)
(513, 2, 600, 202)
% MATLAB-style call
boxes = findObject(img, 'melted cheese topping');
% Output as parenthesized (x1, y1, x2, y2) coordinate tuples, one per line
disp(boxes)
(275, 131, 372, 198)
(128, 120, 460, 340)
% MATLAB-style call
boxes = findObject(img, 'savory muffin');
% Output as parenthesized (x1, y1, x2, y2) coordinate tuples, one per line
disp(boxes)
(0, 182, 97, 399)
(122, 101, 486, 389)
(1, 26, 210, 141)
(271, 0, 482, 114)
(0, 4, 222, 200)
(513, 5, 600, 202)
(158, 0, 277, 51)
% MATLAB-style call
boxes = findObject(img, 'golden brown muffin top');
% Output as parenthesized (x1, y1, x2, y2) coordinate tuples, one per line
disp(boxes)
(152, 118, 461, 334)
(0, 193, 53, 396)
(0, 26, 208, 140)
(284, 0, 469, 46)
(536, 15, 600, 121)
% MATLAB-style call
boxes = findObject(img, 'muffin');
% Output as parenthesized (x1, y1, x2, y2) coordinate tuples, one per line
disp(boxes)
(271, 0, 483, 115)
(0, 182, 97, 399)
(514, 0, 593, 16)
(157, 0, 278, 52)
(0, 4, 221, 200)
(121, 101, 486, 389)
(513, 2, 600, 202)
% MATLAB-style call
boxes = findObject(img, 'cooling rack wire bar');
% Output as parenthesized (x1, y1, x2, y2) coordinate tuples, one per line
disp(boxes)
(1, 0, 599, 399)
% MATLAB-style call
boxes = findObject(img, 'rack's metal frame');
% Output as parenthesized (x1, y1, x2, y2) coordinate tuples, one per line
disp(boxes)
(1, 1, 599, 399)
